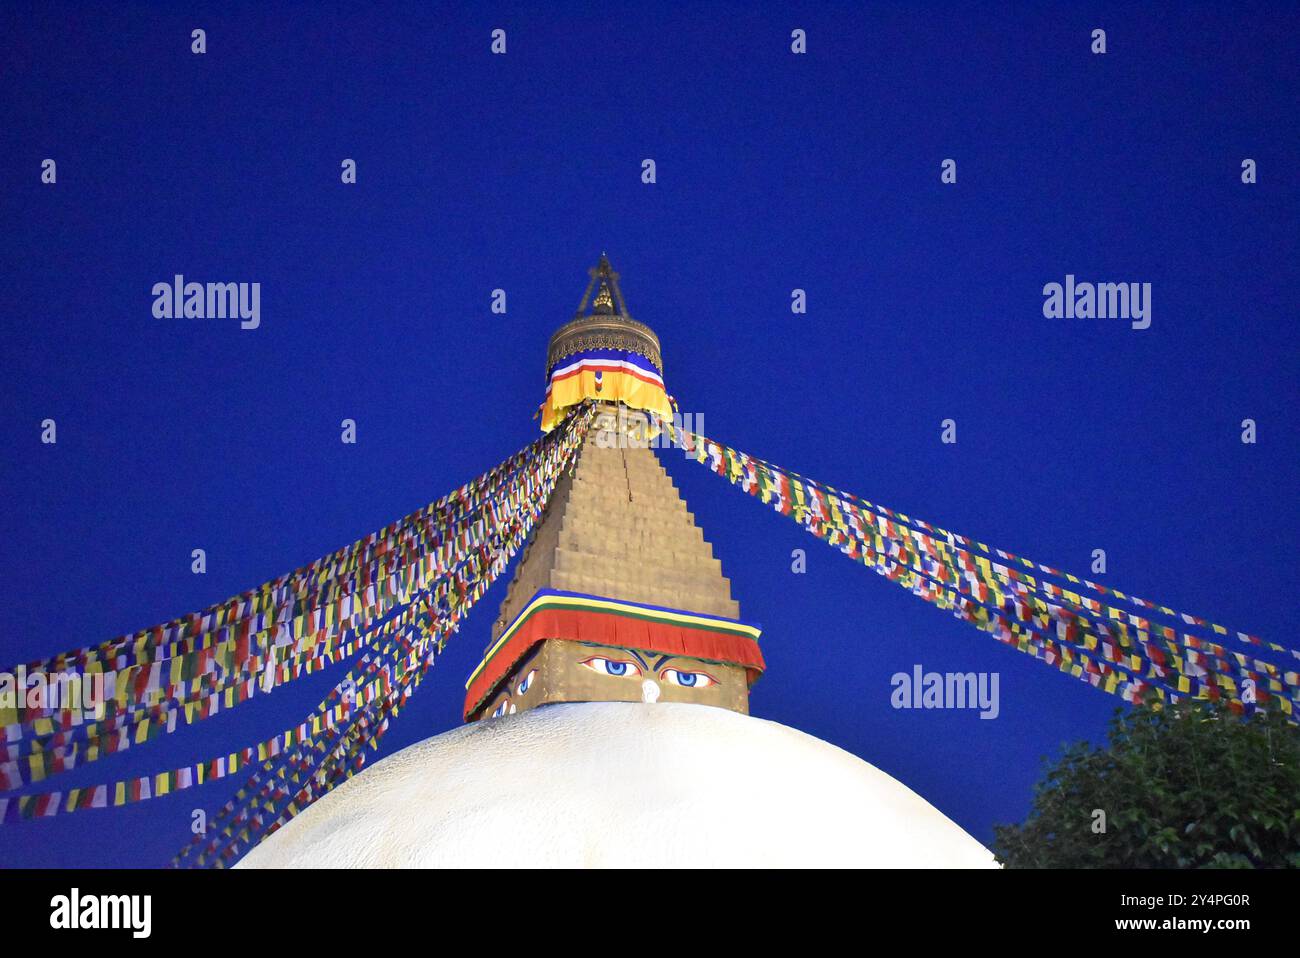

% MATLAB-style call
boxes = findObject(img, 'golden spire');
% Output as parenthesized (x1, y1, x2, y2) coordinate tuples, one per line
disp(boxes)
(547, 255, 664, 374)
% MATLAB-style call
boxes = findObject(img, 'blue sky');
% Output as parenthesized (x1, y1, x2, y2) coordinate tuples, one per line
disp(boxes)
(0, 1, 1296, 867)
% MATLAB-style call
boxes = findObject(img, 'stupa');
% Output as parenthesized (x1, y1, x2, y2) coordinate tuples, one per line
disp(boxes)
(238, 256, 997, 868)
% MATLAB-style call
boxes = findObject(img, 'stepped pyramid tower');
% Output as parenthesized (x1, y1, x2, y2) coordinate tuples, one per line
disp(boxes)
(463, 256, 765, 721)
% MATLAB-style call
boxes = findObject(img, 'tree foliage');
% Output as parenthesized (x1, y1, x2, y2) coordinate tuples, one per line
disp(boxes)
(994, 699, 1300, 868)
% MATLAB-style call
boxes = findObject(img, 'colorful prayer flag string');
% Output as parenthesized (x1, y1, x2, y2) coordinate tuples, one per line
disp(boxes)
(0, 408, 595, 847)
(653, 414, 1297, 720)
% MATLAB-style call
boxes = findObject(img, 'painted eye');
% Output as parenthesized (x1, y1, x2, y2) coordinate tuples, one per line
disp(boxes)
(516, 669, 536, 695)
(661, 668, 718, 689)
(491, 699, 509, 718)
(580, 656, 642, 678)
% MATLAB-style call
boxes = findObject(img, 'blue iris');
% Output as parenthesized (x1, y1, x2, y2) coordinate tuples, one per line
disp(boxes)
(606, 661, 628, 676)
(677, 672, 697, 687)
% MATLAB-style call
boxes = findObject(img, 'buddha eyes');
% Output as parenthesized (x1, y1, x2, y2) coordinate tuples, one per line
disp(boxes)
(661, 668, 718, 689)
(579, 656, 719, 690)
(491, 700, 509, 718)
(516, 669, 537, 695)
(579, 656, 642, 678)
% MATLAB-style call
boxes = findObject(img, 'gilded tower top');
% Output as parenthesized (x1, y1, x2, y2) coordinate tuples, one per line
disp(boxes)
(545, 255, 663, 375)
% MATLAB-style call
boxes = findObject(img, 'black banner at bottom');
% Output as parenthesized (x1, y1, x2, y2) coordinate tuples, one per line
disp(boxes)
(0, 867, 1282, 945)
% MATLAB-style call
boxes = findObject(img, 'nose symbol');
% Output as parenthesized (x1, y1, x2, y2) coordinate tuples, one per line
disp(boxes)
(641, 679, 661, 704)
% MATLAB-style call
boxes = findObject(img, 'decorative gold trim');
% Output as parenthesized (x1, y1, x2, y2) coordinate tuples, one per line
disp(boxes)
(546, 315, 663, 374)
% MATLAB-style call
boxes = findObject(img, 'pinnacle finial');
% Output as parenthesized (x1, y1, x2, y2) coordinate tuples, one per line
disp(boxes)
(551, 256, 663, 378)
(576, 253, 626, 318)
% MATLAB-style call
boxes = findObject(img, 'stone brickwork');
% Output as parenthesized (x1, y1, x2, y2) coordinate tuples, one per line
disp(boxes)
(489, 404, 739, 649)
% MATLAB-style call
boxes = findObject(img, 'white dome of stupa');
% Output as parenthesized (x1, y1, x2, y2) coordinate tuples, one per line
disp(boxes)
(237, 701, 996, 868)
